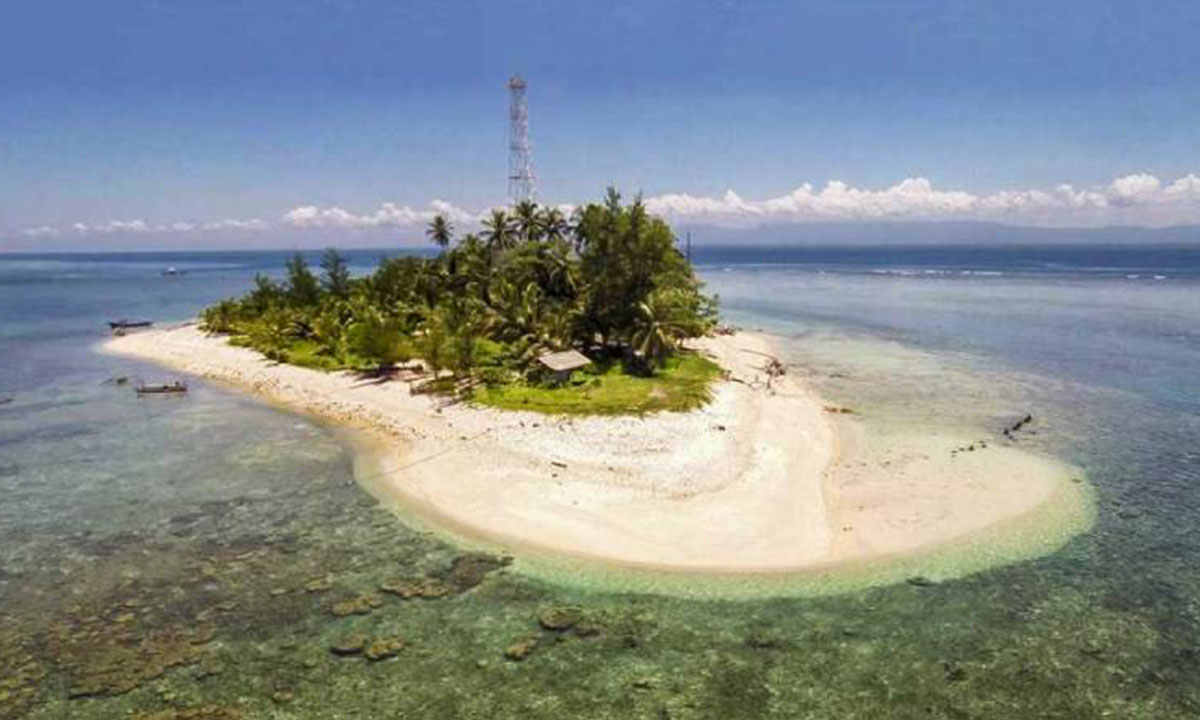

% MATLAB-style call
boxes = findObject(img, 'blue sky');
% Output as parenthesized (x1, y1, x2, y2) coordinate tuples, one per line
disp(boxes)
(3, 0, 1200, 249)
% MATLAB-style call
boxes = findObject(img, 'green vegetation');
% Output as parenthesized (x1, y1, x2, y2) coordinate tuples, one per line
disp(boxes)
(475, 351, 722, 415)
(201, 189, 720, 414)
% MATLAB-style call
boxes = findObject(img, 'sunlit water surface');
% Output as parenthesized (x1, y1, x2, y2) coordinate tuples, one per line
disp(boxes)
(1, 245, 1198, 718)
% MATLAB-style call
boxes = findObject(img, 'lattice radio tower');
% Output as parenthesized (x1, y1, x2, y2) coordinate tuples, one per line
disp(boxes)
(507, 74, 535, 204)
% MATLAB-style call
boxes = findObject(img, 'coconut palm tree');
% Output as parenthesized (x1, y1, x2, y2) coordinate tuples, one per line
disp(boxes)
(489, 278, 574, 368)
(311, 300, 350, 357)
(347, 304, 418, 375)
(481, 209, 517, 255)
(539, 238, 578, 299)
(438, 295, 487, 380)
(538, 206, 570, 243)
(513, 200, 541, 243)
(542, 303, 578, 350)
(416, 309, 447, 378)
(426, 215, 454, 249)
(491, 278, 544, 342)
(451, 233, 490, 298)
(250, 306, 296, 362)
(200, 298, 241, 334)
(631, 290, 687, 372)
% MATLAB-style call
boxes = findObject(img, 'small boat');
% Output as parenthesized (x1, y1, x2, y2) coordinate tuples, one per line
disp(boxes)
(0, 397, 13, 406)
(108, 319, 153, 330)
(161, 266, 187, 277)
(135, 381, 188, 395)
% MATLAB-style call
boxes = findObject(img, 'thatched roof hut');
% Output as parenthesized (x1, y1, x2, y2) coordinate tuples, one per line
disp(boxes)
(537, 349, 591, 383)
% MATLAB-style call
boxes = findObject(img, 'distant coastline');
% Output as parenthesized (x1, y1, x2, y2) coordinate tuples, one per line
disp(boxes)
(104, 324, 1093, 585)
(9, 222, 1200, 254)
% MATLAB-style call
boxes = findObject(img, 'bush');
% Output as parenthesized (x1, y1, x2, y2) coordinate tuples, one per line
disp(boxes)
(477, 366, 511, 386)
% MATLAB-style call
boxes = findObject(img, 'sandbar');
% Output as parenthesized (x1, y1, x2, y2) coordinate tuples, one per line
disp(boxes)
(104, 324, 1090, 578)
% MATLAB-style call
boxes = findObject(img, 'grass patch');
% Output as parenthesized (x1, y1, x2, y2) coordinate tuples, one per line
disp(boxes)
(472, 351, 723, 416)
(282, 340, 346, 371)
(227, 335, 366, 373)
(222, 331, 722, 417)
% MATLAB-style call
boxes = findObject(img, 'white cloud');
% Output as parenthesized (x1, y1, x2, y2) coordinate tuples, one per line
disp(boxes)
(644, 173, 1200, 227)
(69, 219, 167, 234)
(282, 200, 478, 229)
(1106, 173, 1162, 206)
(1165, 174, 1200, 197)
(18, 172, 1200, 241)
(29, 217, 269, 238)
(429, 199, 478, 224)
(201, 218, 270, 231)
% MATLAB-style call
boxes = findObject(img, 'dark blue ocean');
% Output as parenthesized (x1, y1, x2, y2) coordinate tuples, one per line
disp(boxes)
(1, 244, 1199, 718)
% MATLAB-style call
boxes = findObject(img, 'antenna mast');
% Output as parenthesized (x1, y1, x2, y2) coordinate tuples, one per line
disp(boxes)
(507, 74, 535, 205)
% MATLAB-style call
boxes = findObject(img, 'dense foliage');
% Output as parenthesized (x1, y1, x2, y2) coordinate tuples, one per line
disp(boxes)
(201, 190, 718, 398)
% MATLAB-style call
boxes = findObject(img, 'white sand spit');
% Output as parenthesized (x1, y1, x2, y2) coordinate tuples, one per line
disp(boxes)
(104, 324, 1087, 574)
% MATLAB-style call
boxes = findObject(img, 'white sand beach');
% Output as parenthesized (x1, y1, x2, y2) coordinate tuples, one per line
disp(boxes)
(105, 324, 1087, 574)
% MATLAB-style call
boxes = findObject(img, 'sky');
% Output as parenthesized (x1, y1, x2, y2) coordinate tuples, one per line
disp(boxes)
(3, 0, 1200, 250)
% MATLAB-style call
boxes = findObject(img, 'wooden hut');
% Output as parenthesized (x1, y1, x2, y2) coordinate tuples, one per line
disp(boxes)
(537, 349, 592, 384)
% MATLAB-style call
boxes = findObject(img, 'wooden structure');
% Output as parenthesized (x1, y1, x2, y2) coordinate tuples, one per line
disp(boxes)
(537, 349, 591, 384)
(135, 381, 188, 396)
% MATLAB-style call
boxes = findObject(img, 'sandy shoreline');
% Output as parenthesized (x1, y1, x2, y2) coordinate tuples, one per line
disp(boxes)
(103, 324, 1090, 577)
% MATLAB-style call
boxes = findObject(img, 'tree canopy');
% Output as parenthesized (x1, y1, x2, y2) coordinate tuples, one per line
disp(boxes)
(201, 189, 719, 394)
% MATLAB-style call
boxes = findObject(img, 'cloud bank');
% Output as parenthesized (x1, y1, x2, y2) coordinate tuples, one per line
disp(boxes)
(280, 199, 476, 230)
(644, 173, 1200, 228)
(25, 218, 271, 237)
(13, 173, 1200, 245)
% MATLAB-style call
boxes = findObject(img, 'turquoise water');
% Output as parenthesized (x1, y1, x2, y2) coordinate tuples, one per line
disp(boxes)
(1, 246, 1199, 718)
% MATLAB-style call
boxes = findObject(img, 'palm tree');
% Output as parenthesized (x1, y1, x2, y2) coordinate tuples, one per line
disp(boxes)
(416, 308, 447, 378)
(542, 303, 577, 350)
(311, 300, 350, 357)
(438, 295, 487, 380)
(482, 209, 517, 255)
(513, 200, 541, 243)
(347, 306, 410, 375)
(569, 207, 589, 254)
(426, 215, 454, 249)
(490, 278, 572, 368)
(538, 206, 570, 243)
(491, 279, 543, 342)
(451, 233, 490, 297)
(540, 239, 578, 298)
(200, 299, 241, 334)
(631, 291, 687, 372)
(250, 306, 296, 362)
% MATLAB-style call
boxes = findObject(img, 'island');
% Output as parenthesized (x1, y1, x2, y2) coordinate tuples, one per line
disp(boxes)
(105, 190, 1093, 586)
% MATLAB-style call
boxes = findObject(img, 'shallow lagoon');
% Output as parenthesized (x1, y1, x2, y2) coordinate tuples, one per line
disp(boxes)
(1, 246, 1198, 718)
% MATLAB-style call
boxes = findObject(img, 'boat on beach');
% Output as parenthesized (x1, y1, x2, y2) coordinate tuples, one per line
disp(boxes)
(135, 380, 187, 395)
(108, 319, 153, 330)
